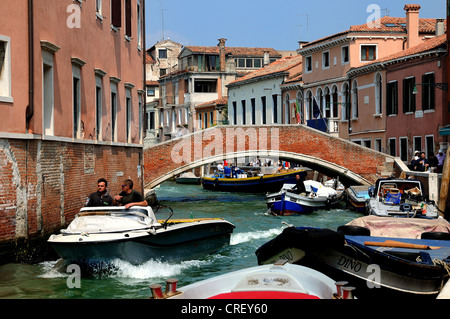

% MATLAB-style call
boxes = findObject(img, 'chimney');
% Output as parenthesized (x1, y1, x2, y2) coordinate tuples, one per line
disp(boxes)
(404, 4, 421, 49)
(436, 19, 445, 36)
(218, 38, 227, 71)
(263, 51, 270, 67)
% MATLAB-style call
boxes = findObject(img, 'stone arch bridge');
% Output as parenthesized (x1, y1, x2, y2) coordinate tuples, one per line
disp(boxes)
(143, 125, 400, 189)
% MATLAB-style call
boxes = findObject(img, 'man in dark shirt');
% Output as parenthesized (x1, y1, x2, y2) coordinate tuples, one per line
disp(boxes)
(85, 178, 114, 207)
(114, 179, 148, 209)
(291, 172, 307, 194)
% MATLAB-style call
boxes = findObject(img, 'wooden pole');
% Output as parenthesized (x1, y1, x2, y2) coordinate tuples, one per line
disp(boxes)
(438, 147, 450, 218)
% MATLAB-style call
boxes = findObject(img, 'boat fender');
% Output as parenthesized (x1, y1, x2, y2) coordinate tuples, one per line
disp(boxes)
(421, 232, 450, 241)
(325, 198, 331, 210)
(337, 225, 371, 236)
(148, 228, 157, 235)
(214, 178, 219, 188)
(259, 176, 264, 183)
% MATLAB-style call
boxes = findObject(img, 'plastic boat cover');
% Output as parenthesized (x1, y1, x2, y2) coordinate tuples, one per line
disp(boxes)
(346, 216, 450, 239)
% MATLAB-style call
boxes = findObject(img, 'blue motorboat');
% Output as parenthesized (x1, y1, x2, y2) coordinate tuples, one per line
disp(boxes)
(346, 185, 371, 213)
(265, 180, 345, 215)
(255, 216, 450, 298)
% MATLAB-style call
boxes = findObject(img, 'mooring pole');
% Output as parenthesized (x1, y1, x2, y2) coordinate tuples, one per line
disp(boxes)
(438, 147, 450, 218)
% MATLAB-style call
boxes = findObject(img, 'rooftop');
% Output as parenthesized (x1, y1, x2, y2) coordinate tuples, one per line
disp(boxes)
(228, 55, 302, 86)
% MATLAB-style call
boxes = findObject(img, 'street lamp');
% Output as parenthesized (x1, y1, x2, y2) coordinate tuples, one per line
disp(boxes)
(413, 82, 448, 94)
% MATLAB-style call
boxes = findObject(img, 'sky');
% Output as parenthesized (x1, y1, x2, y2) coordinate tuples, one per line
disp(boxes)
(144, 0, 446, 50)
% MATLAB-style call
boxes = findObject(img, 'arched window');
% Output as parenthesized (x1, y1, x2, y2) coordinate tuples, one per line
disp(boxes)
(342, 82, 350, 120)
(296, 91, 304, 124)
(284, 93, 290, 124)
(351, 79, 358, 119)
(324, 86, 331, 118)
(306, 90, 313, 120)
(315, 87, 323, 119)
(331, 85, 338, 119)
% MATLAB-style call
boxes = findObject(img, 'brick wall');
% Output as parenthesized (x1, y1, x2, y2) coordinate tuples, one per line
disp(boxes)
(0, 138, 143, 263)
(144, 125, 394, 187)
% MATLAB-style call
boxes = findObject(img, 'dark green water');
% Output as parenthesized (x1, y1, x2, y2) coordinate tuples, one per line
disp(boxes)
(0, 181, 360, 299)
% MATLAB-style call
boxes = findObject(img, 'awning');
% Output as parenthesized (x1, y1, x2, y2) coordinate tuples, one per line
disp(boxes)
(440, 125, 450, 136)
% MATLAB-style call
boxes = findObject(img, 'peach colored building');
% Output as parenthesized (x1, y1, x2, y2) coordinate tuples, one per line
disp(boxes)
(158, 38, 283, 141)
(0, 0, 145, 262)
(298, 4, 442, 146)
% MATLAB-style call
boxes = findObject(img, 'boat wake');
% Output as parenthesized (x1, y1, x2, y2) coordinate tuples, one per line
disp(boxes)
(108, 259, 209, 280)
(230, 228, 283, 246)
(38, 258, 211, 280)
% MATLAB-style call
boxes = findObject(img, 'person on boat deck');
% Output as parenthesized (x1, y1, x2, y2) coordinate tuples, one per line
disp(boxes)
(85, 178, 114, 207)
(291, 172, 307, 194)
(114, 179, 148, 209)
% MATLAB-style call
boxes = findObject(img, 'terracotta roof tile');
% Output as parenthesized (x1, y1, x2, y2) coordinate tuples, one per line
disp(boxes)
(145, 53, 155, 64)
(146, 81, 159, 86)
(350, 16, 442, 34)
(228, 55, 302, 86)
(196, 97, 228, 108)
(303, 16, 445, 48)
(184, 46, 281, 57)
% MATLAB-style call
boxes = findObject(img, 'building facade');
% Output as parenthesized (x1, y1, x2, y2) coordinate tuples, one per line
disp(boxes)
(144, 39, 183, 147)
(298, 4, 441, 147)
(227, 55, 303, 126)
(157, 38, 284, 141)
(0, 0, 145, 262)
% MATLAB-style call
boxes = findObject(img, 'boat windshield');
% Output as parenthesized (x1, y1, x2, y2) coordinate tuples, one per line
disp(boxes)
(79, 207, 152, 219)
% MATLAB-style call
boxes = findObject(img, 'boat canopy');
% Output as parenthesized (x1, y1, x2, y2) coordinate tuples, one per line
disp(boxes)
(346, 216, 450, 239)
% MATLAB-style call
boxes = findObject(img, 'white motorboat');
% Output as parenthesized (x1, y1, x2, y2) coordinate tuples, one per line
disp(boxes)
(265, 180, 345, 215)
(175, 172, 201, 184)
(149, 261, 350, 299)
(48, 206, 235, 265)
(365, 178, 440, 219)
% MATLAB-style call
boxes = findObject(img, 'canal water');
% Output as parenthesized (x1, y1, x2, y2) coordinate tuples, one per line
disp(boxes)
(0, 181, 361, 299)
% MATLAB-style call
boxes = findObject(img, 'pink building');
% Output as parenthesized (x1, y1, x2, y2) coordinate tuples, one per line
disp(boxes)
(298, 4, 442, 144)
(0, 0, 145, 262)
(384, 34, 448, 161)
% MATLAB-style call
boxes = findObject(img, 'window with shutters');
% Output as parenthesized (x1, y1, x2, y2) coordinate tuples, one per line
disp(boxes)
(422, 73, 435, 111)
(0, 35, 12, 102)
(402, 77, 416, 113)
(125, 0, 132, 38)
(111, 0, 121, 29)
(386, 81, 398, 116)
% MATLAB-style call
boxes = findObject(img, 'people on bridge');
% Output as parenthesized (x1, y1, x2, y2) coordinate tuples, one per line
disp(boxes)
(85, 178, 114, 207)
(415, 152, 430, 172)
(114, 179, 148, 209)
(437, 149, 446, 173)
(428, 152, 438, 172)
(409, 151, 420, 171)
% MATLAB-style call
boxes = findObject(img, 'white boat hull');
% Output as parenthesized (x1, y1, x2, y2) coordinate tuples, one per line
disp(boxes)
(161, 262, 338, 299)
(48, 207, 235, 265)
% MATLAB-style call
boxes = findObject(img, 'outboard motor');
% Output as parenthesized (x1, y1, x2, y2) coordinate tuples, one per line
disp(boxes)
(400, 203, 412, 212)
(368, 186, 375, 198)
